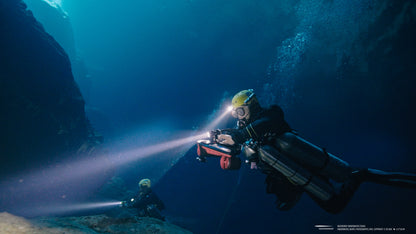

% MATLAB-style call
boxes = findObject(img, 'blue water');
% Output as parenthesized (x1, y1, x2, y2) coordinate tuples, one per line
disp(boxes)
(18, 0, 416, 233)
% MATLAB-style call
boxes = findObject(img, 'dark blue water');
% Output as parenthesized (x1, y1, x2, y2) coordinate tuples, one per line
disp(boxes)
(19, 0, 416, 233)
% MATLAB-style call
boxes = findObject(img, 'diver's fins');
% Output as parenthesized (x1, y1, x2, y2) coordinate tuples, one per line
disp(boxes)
(354, 168, 416, 188)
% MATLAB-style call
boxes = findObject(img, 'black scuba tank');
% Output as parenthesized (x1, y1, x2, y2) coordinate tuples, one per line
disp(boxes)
(274, 132, 352, 182)
(258, 145, 335, 201)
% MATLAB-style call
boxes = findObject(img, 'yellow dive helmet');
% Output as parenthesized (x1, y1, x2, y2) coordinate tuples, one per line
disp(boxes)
(231, 89, 258, 108)
(231, 89, 259, 120)
(138, 178, 151, 189)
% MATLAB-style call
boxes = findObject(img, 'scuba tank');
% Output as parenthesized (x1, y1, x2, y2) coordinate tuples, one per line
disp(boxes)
(274, 132, 352, 182)
(244, 143, 335, 201)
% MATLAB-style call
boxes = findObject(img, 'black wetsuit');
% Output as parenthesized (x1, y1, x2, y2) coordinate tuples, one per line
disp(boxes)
(233, 105, 416, 213)
(130, 190, 165, 220)
(235, 105, 304, 211)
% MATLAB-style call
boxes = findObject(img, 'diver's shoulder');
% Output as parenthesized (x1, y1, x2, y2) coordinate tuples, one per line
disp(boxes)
(265, 104, 284, 113)
(268, 104, 281, 109)
(260, 105, 285, 120)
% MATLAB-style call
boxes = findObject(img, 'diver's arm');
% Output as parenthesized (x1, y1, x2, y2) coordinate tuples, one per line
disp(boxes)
(241, 116, 275, 139)
(244, 105, 290, 138)
(235, 110, 289, 143)
(217, 106, 290, 145)
(131, 195, 147, 209)
(121, 197, 137, 208)
(217, 116, 279, 145)
(151, 193, 165, 210)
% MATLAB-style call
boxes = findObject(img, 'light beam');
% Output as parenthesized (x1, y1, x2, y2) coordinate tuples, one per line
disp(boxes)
(15, 201, 122, 217)
(0, 132, 208, 197)
(203, 105, 233, 131)
(1, 106, 231, 216)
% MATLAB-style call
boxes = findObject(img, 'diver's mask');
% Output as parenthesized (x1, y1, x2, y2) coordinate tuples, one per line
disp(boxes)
(231, 105, 250, 120)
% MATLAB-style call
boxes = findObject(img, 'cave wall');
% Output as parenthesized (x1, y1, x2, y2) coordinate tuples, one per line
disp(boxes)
(23, 0, 76, 60)
(0, 0, 94, 176)
(23, 0, 93, 103)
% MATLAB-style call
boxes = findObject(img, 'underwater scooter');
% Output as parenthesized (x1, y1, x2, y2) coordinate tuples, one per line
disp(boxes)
(197, 130, 242, 170)
(196, 130, 353, 201)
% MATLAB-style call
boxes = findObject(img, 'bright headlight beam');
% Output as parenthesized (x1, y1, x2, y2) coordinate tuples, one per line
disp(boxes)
(1, 131, 208, 197)
(1, 105, 231, 214)
(17, 201, 123, 217)
(115, 132, 208, 166)
(6, 106, 230, 187)
(203, 105, 232, 131)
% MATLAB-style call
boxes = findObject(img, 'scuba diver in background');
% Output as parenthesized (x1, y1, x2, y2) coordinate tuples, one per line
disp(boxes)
(121, 178, 165, 220)
(204, 89, 416, 214)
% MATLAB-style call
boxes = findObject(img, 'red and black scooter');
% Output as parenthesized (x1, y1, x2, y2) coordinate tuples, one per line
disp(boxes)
(196, 130, 242, 170)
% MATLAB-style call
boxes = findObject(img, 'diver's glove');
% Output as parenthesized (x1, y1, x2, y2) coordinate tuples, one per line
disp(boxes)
(217, 128, 247, 146)
(121, 198, 135, 208)
(121, 201, 128, 208)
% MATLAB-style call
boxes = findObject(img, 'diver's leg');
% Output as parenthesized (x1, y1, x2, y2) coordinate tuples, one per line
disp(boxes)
(309, 174, 362, 214)
(355, 168, 416, 188)
(265, 173, 304, 211)
(146, 205, 165, 221)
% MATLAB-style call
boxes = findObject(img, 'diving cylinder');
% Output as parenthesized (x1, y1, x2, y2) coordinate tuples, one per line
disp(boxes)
(274, 132, 352, 182)
(258, 145, 335, 201)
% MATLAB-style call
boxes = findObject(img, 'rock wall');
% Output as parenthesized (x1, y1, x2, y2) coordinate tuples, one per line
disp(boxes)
(23, 0, 93, 102)
(0, 0, 95, 176)
(23, 0, 76, 60)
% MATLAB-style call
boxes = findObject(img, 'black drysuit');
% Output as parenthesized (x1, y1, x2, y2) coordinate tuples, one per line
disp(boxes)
(230, 105, 416, 213)
(130, 190, 165, 220)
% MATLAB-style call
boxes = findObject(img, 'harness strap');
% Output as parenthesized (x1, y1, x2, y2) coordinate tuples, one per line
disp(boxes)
(319, 148, 330, 171)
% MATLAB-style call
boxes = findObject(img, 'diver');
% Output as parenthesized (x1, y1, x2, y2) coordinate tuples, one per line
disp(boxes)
(121, 178, 166, 220)
(213, 89, 416, 214)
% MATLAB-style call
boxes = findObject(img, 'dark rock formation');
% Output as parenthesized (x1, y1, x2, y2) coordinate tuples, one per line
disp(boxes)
(23, 0, 93, 102)
(23, 0, 76, 60)
(0, 1, 111, 215)
(0, 0, 103, 193)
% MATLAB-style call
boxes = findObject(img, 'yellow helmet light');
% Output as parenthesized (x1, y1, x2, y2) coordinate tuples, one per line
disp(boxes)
(231, 89, 257, 108)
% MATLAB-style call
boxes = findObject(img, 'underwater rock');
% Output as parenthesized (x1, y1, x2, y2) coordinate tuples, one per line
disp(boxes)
(34, 215, 193, 234)
(23, 0, 93, 102)
(0, 212, 192, 234)
(0, 0, 107, 213)
(0, 0, 96, 175)
(0, 212, 80, 234)
(23, 0, 76, 60)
